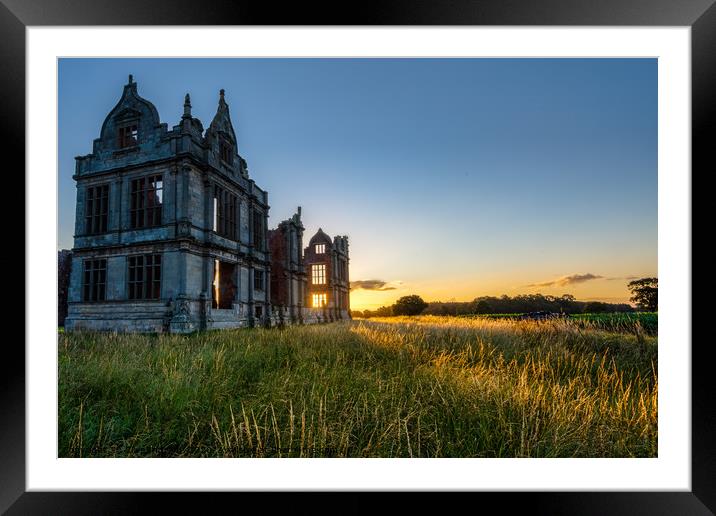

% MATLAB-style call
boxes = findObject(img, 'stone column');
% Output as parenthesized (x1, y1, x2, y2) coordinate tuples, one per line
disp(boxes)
(113, 177, 123, 244)
(179, 247, 186, 297)
(170, 165, 179, 237)
(120, 177, 130, 241)
(247, 199, 255, 326)
(181, 164, 190, 225)
(265, 263, 272, 327)
(203, 175, 213, 235)
(248, 266, 255, 327)
(286, 273, 293, 321)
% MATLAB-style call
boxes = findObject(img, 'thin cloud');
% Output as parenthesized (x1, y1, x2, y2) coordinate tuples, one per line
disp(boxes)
(527, 273, 603, 288)
(350, 280, 397, 291)
(606, 275, 639, 281)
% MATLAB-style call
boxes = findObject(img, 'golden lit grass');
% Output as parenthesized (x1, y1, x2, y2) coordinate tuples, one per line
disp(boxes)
(58, 316, 657, 457)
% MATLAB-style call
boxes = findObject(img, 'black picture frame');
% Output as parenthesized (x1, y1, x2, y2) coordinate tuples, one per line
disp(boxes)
(4, 0, 711, 513)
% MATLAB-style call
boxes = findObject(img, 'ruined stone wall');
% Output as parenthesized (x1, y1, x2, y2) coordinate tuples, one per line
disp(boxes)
(65, 77, 347, 334)
(58, 250, 73, 327)
(66, 78, 273, 334)
(268, 228, 289, 307)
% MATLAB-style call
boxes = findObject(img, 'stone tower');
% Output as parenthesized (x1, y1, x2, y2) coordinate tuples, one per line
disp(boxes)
(303, 228, 351, 321)
(64, 76, 271, 332)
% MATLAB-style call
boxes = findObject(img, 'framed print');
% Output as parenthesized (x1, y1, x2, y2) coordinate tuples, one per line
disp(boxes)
(4, 0, 714, 513)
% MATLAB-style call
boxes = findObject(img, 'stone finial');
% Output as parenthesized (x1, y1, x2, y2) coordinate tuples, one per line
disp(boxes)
(128, 74, 134, 84)
(297, 206, 302, 216)
(183, 93, 192, 118)
(217, 89, 228, 109)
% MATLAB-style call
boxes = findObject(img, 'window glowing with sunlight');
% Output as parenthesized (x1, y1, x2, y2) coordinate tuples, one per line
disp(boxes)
(312, 293, 327, 308)
(312, 264, 326, 284)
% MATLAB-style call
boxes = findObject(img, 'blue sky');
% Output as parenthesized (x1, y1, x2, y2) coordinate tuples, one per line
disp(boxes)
(58, 58, 657, 308)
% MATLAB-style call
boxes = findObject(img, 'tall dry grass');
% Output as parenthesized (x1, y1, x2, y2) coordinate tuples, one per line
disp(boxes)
(58, 316, 657, 457)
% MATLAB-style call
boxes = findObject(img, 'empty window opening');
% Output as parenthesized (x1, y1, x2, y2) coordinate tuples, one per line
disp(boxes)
(220, 139, 233, 165)
(252, 209, 265, 251)
(85, 184, 109, 235)
(212, 259, 237, 309)
(312, 264, 326, 285)
(130, 175, 163, 228)
(254, 269, 265, 291)
(128, 254, 162, 300)
(83, 259, 107, 302)
(118, 124, 138, 148)
(214, 185, 237, 239)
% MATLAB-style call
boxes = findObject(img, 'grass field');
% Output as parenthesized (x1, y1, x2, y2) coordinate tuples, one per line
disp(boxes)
(569, 312, 658, 335)
(58, 315, 657, 458)
(458, 312, 658, 335)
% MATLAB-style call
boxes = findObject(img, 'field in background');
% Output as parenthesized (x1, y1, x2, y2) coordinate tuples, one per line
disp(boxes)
(458, 312, 658, 335)
(58, 316, 657, 458)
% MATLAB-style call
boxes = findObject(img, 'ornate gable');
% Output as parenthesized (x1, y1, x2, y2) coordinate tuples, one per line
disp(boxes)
(205, 89, 246, 177)
(98, 75, 162, 149)
(206, 89, 237, 145)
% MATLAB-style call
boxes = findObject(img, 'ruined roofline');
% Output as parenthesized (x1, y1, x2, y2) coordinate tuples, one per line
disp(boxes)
(77, 75, 260, 187)
(269, 207, 304, 233)
(95, 75, 244, 149)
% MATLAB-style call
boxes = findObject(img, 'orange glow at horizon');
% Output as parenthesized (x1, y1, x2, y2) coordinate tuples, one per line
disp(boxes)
(349, 274, 644, 311)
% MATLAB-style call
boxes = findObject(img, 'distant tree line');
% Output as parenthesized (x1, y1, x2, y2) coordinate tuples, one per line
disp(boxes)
(351, 293, 638, 319)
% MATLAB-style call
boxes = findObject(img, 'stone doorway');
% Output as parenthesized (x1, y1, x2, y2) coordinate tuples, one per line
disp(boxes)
(212, 259, 237, 309)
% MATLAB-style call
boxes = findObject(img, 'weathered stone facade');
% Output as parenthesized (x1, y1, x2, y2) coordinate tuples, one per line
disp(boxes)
(268, 207, 307, 325)
(65, 76, 349, 333)
(304, 229, 351, 321)
(268, 212, 352, 325)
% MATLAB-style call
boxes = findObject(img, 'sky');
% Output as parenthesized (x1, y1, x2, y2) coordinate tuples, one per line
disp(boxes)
(58, 58, 657, 310)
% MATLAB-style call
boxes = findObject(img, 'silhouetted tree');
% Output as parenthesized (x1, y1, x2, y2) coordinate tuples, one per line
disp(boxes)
(474, 300, 492, 314)
(375, 305, 394, 317)
(628, 277, 658, 311)
(392, 295, 428, 316)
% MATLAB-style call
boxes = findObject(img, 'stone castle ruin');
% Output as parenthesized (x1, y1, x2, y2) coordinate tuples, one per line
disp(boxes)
(64, 76, 349, 333)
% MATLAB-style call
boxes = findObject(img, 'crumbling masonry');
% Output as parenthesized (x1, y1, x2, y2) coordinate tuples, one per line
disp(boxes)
(64, 76, 349, 332)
